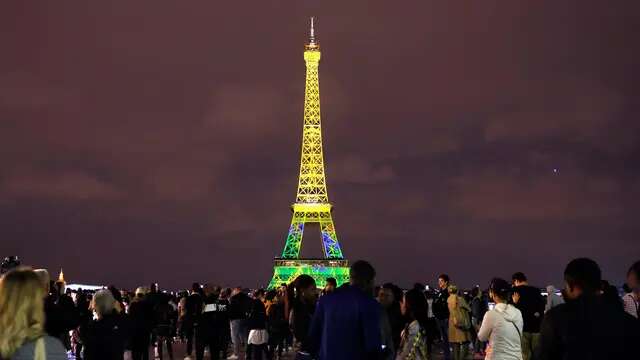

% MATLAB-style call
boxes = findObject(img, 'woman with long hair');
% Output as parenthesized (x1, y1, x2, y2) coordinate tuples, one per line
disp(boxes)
(447, 284, 472, 360)
(0, 267, 67, 360)
(396, 288, 429, 360)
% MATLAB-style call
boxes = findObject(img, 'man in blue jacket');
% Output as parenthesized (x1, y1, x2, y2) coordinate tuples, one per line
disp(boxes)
(307, 260, 383, 360)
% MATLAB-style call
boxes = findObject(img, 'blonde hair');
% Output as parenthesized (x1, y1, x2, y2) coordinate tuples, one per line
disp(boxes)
(135, 286, 149, 297)
(448, 284, 459, 295)
(33, 269, 50, 293)
(0, 267, 46, 359)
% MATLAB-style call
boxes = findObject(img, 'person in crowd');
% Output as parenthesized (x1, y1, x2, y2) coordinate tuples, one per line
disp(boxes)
(477, 278, 523, 360)
(600, 280, 624, 311)
(288, 275, 317, 355)
(216, 288, 232, 359)
(107, 285, 126, 314)
(80, 289, 131, 360)
(447, 284, 471, 360)
(128, 287, 153, 360)
(432, 274, 451, 360)
(0, 267, 68, 360)
(228, 287, 252, 360)
(377, 285, 398, 359)
(538, 258, 640, 359)
(181, 283, 203, 360)
(279, 283, 294, 352)
(0, 256, 21, 275)
(424, 290, 439, 357)
(470, 286, 488, 357)
(246, 289, 269, 360)
(195, 285, 226, 360)
(379, 283, 405, 350)
(44, 277, 80, 350)
(396, 288, 430, 360)
(265, 290, 287, 359)
(176, 291, 187, 342)
(152, 290, 175, 360)
(623, 260, 639, 319)
(74, 288, 93, 360)
(322, 277, 337, 296)
(307, 260, 383, 360)
(511, 272, 544, 360)
(544, 286, 563, 313)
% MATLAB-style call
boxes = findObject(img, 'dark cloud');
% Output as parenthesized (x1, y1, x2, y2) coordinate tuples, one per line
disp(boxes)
(1, 1, 639, 289)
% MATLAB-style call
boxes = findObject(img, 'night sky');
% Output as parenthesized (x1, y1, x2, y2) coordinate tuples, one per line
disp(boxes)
(1, 1, 639, 290)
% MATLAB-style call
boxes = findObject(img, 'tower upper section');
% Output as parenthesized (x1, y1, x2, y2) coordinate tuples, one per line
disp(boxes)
(304, 17, 321, 61)
(295, 17, 329, 204)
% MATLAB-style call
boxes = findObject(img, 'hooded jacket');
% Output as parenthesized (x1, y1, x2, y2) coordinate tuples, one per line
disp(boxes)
(545, 286, 564, 313)
(477, 303, 524, 360)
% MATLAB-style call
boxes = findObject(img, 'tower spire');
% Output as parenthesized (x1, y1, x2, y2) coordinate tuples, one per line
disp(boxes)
(309, 17, 316, 45)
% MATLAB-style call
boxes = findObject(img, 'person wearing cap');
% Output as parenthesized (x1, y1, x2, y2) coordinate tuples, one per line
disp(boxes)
(477, 278, 524, 360)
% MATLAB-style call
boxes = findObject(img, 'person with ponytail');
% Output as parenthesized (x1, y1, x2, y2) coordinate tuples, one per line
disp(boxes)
(477, 278, 523, 360)
(396, 288, 429, 360)
(0, 267, 67, 360)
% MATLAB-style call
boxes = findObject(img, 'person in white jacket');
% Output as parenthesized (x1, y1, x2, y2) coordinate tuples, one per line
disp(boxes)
(477, 278, 524, 360)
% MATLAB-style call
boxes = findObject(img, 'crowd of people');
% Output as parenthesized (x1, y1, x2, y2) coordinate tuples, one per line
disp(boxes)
(0, 257, 639, 360)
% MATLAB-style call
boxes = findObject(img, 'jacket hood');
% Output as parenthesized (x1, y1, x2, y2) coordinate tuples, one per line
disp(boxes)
(494, 302, 519, 323)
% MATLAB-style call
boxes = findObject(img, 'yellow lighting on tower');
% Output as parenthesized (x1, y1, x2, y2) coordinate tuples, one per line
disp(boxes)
(268, 18, 349, 288)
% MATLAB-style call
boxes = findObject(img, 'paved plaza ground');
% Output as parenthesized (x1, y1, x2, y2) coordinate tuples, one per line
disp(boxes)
(165, 340, 474, 360)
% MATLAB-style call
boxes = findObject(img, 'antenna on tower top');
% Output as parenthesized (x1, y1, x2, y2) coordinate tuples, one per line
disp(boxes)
(309, 17, 316, 45)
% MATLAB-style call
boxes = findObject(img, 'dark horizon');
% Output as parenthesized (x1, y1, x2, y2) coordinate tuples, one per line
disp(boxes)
(1, 1, 639, 290)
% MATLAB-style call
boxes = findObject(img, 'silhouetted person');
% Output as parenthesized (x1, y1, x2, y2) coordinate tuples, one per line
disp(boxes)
(322, 277, 337, 296)
(538, 258, 640, 360)
(511, 272, 545, 360)
(80, 290, 131, 360)
(178, 283, 201, 360)
(623, 260, 640, 319)
(432, 274, 451, 360)
(129, 287, 154, 360)
(308, 260, 383, 360)
(45, 280, 80, 349)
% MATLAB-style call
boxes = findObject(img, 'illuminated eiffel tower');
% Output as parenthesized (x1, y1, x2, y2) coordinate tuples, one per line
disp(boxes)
(268, 18, 349, 289)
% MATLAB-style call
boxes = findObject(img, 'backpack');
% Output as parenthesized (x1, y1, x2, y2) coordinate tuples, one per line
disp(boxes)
(451, 296, 472, 330)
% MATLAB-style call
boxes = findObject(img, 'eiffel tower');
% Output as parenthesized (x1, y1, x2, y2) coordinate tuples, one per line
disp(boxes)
(267, 18, 349, 289)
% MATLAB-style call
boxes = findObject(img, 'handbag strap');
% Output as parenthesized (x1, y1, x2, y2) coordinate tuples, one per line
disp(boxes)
(406, 324, 428, 360)
(498, 307, 522, 340)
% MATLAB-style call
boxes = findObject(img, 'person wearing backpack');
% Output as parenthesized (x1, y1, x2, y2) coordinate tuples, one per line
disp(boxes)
(447, 285, 471, 360)
(477, 278, 523, 360)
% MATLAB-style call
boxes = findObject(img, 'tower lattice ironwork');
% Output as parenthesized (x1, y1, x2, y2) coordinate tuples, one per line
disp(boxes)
(268, 18, 349, 289)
